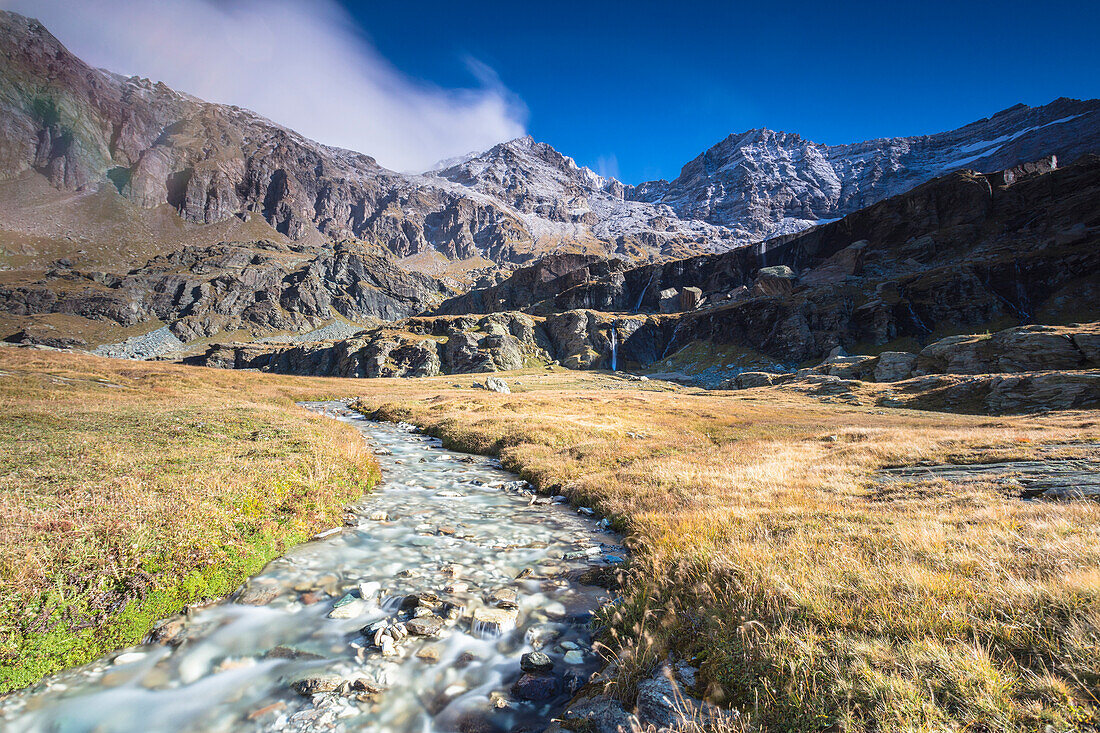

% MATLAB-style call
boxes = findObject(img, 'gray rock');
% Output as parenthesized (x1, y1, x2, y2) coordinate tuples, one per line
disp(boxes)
(511, 673, 560, 701)
(520, 652, 554, 674)
(404, 616, 444, 636)
(874, 351, 917, 382)
(484, 376, 511, 394)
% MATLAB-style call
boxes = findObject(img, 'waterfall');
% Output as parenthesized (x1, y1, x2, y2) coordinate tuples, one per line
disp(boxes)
(610, 327, 618, 372)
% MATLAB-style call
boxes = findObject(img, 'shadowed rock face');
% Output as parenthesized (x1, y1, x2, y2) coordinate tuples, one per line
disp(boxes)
(185, 309, 673, 378)
(462, 155, 1100, 366)
(0, 240, 450, 343)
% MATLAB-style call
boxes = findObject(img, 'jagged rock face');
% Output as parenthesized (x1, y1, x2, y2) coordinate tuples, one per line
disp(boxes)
(435, 254, 633, 316)
(630, 99, 1100, 242)
(0, 240, 448, 342)
(186, 309, 669, 377)
(431, 137, 735, 260)
(460, 156, 1100, 366)
(0, 11, 736, 273)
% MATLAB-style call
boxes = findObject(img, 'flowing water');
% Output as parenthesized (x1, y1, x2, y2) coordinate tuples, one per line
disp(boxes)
(1, 401, 624, 732)
(609, 329, 618, 373)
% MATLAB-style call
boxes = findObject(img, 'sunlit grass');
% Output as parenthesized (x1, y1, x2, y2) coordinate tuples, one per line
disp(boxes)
(0, 348, 379, 690)
(351, 371, 1100, 732)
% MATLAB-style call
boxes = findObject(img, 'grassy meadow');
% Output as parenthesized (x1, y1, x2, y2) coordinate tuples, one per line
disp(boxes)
(351, 369, 1100, 732)
(1, 349, 1098, 732)
(0, 348, 378, 691)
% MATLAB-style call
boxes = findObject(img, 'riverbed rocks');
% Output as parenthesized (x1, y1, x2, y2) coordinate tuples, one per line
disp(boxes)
(520, 652, 555, 674)
(405, 616, 444, 637)
(512, 672, 562, 701)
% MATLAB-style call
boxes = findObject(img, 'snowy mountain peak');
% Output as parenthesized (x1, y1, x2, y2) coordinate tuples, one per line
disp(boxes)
(630, 97, 1100, 241)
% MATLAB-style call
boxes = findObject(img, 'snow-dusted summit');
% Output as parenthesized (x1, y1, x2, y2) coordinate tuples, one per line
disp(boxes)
(630, 98, 1100, 241)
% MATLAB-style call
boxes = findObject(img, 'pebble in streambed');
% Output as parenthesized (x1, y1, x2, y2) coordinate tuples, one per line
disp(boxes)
(0, 400, 626, 733)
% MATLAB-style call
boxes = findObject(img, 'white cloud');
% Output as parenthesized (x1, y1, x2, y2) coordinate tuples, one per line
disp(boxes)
(595, 153, 621, 180)
(1, 0, 527, 172)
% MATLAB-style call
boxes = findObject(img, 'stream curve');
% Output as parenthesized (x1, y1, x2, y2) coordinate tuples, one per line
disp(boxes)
(1, 401, 624, 732)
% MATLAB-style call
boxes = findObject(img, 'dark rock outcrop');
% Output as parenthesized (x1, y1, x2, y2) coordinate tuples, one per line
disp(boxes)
(0, 240, 448, 343)
(185, 309, 671, 377)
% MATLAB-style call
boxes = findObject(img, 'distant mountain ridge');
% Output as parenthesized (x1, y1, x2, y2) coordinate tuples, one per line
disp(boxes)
(2, 8, 1100, 355)
(0, 10, 737, 279)
(628, 98, 1100, 241)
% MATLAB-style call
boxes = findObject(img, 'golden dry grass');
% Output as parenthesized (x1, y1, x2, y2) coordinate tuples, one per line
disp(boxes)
(2, 351, 1097, 730)
(345, 369, 1100, 732)
(0, 347, 379, 690)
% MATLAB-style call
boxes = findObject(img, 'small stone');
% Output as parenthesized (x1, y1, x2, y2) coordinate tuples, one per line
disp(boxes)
(564, 650, 585, 665)
(329, 594, 367, 619)
(357, 581, 381, 601)
(444, 582, 469, 594)
(113, 652, 147, 666)
(472, 607, 519, 637)
(416, 646, 441, 663)
(520, 652, 554, 674)
(368, 511, 389, 521)
(265, 646, 325, 662)
(406, 616, 444, 636)
(437, 526, 456, 536)
(350, 678, 383, 694)
(489, 691, 510, 709)
(292, 675, 343, 696)
(511, 673, 560, 701)
(237, 584, 279, 606)
(397, 569, 421, 578)
(380, 639, 398, 657)
(147, 618, 186, 646)
(300, 591, 326, 605)
(488, 587, 519, 609)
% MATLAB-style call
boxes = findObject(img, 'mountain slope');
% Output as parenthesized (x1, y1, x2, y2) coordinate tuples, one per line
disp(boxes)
(631, 99, 1100, 241)
(0, 11, 735, 282)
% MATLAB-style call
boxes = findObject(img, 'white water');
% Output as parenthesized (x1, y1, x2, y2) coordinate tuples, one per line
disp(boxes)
(609, 328, 618, 372)
(1, 402, 624, 732)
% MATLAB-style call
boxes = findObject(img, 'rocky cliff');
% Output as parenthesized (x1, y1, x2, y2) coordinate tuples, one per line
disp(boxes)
(443, 155, 1100, 367)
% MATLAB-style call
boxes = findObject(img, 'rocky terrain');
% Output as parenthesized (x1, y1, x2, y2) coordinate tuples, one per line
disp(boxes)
(630, 98, 1100, 241)
(0, 10, 735, 286)
(447, 154, 1099, 367)
(1, 239, 450, 354)
(3, 10, 1100, 358)
(178, 154, 1100, 413)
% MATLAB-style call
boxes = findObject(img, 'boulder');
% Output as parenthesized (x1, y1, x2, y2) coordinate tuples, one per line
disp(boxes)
(511, 673, 560, 701)
(658, 288, 680, 314)
(484, 377, 510, 394)
(751, 265, 798, 297)
(679, 286, 703, 310)
(873, 351, 917, 382)
(520, 652, 555, 674)
(821, 354, 876, 379)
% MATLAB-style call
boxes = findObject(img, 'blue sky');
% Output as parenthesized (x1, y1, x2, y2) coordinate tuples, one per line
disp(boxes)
(347, 0, 1100, 183)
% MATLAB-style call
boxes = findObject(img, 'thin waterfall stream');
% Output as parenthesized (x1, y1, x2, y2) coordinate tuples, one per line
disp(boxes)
(1, 401, 625, 733)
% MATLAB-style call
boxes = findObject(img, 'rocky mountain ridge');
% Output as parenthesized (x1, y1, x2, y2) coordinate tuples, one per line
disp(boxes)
(630, 98, 1100, 241)
(428, 154, 1100, 370)
(0, 11, 736, 281)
